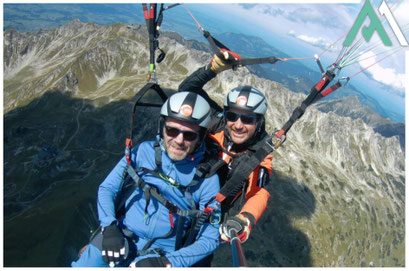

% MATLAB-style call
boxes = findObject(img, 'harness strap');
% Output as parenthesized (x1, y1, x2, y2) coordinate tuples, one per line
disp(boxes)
(154, 140, 162, 168)
(122, 137, 222, 251)
(279, 69, 336, 136)
(137, 248, 166, 257)
(183, 196, 221, 247)
(125, 165, 187, 250)
(142, 3, 158, 74)
(126, 161, 211, 249)
(315, 81, 342, 101)
(202, 30, 280, 69)
(125, 83, 167, 164)
(142, 227, 174, 251)
(174, 216, 187, 251)
(217, 135, 274, 200)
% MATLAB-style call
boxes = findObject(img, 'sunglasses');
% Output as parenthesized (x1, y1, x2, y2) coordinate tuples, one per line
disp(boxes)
(164, 126, 200, 141)
(225, 111, 258, 124)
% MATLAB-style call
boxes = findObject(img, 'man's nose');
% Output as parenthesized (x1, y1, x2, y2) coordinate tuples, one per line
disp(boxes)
(174, 132, 185, 143)
(233, 118, 244, 129)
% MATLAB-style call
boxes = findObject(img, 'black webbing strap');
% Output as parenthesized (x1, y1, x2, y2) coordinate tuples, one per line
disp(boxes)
(279, 69, 336, 136)
(132, 82, 168, 109)
(234, 56, 279, 66)
(174, 216, 187, 251)
(218, 135, 274, 199)
(125, 83, 168, 164)
(202, 30, 280, 68)
(142, 3, 157, 70)
(183, 211, 210, 246)
(203, 30, 231, 58)
(125, 164, 194, 250)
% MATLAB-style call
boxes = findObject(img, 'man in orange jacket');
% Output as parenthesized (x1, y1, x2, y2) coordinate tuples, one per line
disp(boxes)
(178, 50, 272, 245)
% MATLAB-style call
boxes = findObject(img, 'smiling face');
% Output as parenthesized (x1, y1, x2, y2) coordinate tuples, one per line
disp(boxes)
(162, 117, 201, 161)
(225, 108, 257, 145)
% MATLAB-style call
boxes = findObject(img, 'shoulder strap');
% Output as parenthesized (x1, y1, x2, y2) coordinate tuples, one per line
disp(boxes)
(217, 135, 274, 200)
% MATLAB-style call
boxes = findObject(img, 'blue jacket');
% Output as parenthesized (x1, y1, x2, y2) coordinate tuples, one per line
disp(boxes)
(97, 137, 220, 267)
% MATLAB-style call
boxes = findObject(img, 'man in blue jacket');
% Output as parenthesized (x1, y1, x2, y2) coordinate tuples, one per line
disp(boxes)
(72, 92, 220, 267)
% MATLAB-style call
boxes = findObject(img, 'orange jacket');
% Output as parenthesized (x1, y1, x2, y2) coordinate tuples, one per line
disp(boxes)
(209, 131, 272, 224)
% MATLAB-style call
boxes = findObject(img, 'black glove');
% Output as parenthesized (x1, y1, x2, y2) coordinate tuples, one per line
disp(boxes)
(132, 256, 171, 267)
(101, 223, 128, 266)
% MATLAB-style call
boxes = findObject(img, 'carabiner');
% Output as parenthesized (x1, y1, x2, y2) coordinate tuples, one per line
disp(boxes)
(338, 76, 350, 86)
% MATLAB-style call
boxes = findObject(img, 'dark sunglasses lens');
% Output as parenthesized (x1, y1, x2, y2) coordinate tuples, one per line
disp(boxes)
(165, 126, 198, 141)
(165, 127, 180, 137)
(225, 111, 257, 124)
(225, 111, 239, 122)
(241, 114, 257, 124)
(183, 131, 198, 141)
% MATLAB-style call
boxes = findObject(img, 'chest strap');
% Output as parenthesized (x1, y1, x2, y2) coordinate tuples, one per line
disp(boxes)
(216, 134, 273, 202)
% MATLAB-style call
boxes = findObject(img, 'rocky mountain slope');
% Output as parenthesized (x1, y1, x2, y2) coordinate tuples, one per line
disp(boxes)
(3, 20, 405, 267)
(315, 96, 405, 149)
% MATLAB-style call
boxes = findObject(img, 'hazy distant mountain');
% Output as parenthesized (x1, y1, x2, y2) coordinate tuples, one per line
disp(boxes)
(315, 96, 405, 149)
(3, 20, 404, 267)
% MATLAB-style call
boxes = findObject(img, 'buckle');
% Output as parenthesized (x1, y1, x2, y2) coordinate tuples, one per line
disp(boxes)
(153, 248, 165, 257)
(272, 130, 286, 150)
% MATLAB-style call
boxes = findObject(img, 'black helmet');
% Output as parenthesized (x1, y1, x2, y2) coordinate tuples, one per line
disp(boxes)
(224, 85, 267, 115)
(160, 92, 212, 129)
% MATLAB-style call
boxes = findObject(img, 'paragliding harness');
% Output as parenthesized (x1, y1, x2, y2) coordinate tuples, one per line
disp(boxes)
(80, 136, 222, 261)
(118, 138, 222, 252)
(208, 133, 275, 213)
(118, 79, 224, 253)
(80, 151, 221, 263)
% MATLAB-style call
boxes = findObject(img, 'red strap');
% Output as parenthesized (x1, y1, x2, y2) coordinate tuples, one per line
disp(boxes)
(220, 48, 242, 61)
(148, 4, 155, 19)
(203, 206, 214, 214)
(169, 213, 174, 228)
(143, 4, 155, 20)
(314, 73, 330, 91)
(275, 129, 285, 139)
(321, 83, 341, 97)
(215, 192, 226, 203)
(125, 138, 133, 165)
(142, 4, 149, 19)
(237, 231, 248, 243)
(126, 138, 133, 148)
